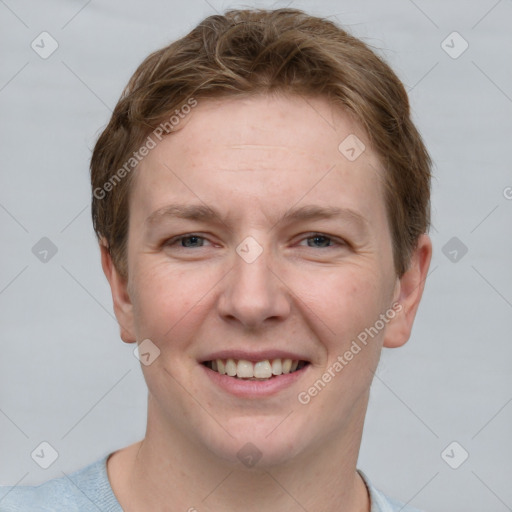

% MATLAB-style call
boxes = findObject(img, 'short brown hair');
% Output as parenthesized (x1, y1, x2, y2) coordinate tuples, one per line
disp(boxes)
(91, 8, 431, 278)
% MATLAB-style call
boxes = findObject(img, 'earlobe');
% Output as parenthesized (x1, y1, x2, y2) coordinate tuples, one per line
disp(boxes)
(383, 234, 432, 348)
(100, 240, 137, 344)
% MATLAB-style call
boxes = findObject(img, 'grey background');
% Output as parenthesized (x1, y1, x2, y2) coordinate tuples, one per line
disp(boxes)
(1, 0, 511, 510)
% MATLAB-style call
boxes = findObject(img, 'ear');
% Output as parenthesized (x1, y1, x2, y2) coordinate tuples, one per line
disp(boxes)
(383, 234, 432, 348)
(100, 240, 137, 344)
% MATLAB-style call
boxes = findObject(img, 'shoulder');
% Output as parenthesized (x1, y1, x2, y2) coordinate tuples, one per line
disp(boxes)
(358, 469, 425, 512)
(0, 454, 122, 512)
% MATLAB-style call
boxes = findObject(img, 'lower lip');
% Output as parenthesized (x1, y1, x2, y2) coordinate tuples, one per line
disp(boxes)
(201, 364, 310, 398)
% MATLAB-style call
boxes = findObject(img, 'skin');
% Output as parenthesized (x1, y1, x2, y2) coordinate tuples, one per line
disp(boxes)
(101, 94, 432, 512)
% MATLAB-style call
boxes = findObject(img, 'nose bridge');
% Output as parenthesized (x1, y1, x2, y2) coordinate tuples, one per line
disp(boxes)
(218, 238, 289, 327)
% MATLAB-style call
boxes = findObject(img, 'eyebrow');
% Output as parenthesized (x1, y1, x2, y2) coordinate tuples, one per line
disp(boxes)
(145, 203, 369, 232)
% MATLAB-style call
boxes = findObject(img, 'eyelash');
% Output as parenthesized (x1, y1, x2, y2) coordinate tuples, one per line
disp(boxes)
(164, 233, 345, 249)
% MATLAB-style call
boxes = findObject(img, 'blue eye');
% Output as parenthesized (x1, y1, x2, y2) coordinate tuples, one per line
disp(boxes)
(179, 235, 206, 247)
(165, 234, 208, 248)
(306, 235, 332, 248)
(299, 234, 339, 248)
(164, 233, 343, 251)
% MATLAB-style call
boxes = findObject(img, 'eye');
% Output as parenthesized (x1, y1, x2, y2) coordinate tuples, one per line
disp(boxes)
(298, 233, 344, 249)
(165, 234, 210, 248)
(163, 232, 344, 251)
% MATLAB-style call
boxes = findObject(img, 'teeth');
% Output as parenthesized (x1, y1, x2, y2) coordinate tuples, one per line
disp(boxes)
(271, 359, 282, 375)
(225, 358, 237, 377)
(254, 360, 272, 379)
(237, 360, 254, 378)
(208, 358, 305, 379)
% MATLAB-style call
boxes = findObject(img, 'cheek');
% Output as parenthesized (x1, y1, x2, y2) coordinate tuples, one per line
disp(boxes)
(292, 265, 392, 391)
(293, 262, 388, 333)
(129, 260, 214, 343)
(297, 268, 389, 410)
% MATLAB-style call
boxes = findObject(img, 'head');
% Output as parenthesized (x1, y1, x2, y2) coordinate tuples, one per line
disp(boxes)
(91, 9, 432, 467)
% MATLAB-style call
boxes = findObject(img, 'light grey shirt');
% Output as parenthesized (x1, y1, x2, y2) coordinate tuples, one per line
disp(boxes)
(0, 454, 424, 511)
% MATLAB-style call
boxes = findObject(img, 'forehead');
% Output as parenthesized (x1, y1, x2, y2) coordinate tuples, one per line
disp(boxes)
(131, 94, 386, 226)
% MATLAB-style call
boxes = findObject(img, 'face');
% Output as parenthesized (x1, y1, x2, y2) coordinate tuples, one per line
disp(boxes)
(107, 94, 428, 467)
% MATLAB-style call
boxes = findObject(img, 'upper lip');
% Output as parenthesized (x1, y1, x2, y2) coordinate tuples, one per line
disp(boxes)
(200, 350, 310, 363)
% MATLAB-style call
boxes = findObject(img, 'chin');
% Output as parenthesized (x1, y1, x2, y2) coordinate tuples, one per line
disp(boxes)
(199, 416, 308, 469)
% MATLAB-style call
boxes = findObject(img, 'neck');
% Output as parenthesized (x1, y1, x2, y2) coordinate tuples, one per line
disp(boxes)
(108, 399, 371, 512)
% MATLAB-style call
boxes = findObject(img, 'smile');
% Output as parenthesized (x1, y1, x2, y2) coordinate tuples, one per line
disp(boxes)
(202, 358, 310, 380)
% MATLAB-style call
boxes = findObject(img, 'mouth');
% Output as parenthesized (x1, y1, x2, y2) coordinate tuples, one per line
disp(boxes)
(202, 358, 310, 380)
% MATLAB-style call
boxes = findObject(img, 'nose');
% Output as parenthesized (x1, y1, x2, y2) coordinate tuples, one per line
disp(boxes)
(217, 244, 291, 330)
